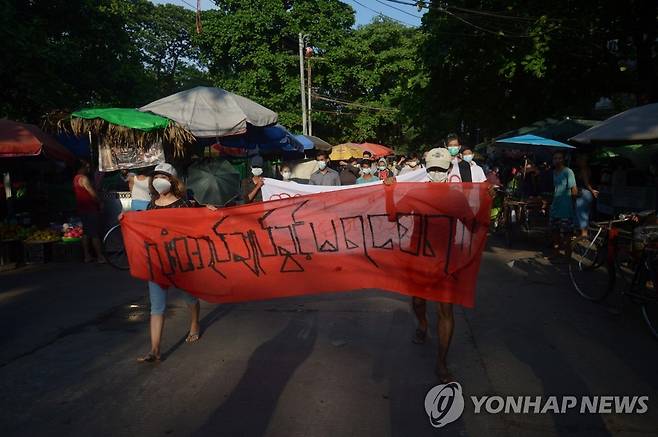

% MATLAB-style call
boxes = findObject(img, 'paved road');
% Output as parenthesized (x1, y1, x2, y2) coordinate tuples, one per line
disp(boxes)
(1, 237, 657, 437)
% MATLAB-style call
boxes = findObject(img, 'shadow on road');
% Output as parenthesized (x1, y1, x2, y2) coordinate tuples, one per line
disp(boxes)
(193, 313, 318, 437)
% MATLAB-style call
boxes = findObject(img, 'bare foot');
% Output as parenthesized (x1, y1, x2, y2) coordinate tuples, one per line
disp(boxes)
(435, 362, 454, 384)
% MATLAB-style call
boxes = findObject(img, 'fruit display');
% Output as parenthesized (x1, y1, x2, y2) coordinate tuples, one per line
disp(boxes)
(0, 224, 37, 241)
(25, 228, 61, 243)
(62, 224, 84, 242)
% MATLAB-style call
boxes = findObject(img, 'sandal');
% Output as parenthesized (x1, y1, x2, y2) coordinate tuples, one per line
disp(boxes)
(185, 332, 200, 343)
(412, 328, 427, 344)
(137, 353, 160, 363)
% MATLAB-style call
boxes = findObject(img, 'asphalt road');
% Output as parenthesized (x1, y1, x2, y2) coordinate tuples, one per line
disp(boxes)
(1, 237, 657, 437)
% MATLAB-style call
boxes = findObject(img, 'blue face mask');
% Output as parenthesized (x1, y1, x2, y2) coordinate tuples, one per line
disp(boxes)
(463, 155, 473, 163)
(448, 146, 460, 156)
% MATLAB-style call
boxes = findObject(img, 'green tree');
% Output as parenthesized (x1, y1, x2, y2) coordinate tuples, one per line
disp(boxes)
(313, 18, 429, 151)
(420, 0, 658, 144)
(0, 0, 150, 120)
(195, 0, 355, 130)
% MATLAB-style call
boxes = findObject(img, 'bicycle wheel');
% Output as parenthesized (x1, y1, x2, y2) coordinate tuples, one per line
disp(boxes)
(102, 224, 129, 270)
(569, 236, 610, 301)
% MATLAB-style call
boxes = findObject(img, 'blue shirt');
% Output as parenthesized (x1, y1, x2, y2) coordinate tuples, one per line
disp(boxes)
(550, 167, 576, 218)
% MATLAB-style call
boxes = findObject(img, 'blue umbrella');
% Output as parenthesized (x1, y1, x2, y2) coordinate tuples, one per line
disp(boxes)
(495, 134, 576, 149)
(294, 134, 315, 151)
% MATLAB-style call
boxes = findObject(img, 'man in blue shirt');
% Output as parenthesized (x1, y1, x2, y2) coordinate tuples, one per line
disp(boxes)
(550, 151, 578, 258)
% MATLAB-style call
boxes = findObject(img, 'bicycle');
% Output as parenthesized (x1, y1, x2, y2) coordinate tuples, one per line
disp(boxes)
(569, 212, 658, 339)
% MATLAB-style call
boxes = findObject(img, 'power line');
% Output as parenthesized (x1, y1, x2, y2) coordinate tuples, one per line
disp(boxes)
(348, 0, 417, 27)
(373, 0, 422, 19)
(312, 93, 398, 112)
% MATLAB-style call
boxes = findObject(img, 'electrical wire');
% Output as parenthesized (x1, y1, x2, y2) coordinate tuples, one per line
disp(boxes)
(348, 0, 417, 26)
(373, 0, 423, 19)
(313, 93, 398, 112)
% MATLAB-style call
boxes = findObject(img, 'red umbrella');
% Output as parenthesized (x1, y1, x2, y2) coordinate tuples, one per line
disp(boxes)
(0, 120, 75, 164)
(358, 142, 394, 158)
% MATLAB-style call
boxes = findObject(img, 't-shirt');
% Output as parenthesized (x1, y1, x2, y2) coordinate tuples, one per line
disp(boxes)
(241, 177, 263, 203)
(309, 168, 341, 186)
(356, 176, 378, 184)
(550, 167, 576, 218)
(147, 198, 192, 210)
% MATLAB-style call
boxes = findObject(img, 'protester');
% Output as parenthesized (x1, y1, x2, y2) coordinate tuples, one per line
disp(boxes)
(452, 147, 486, 183)
(550, 151, 578, 257)
(445, 133, 461, 162)
(338, 158, 360, 185)
(309, 151, 340, 186)
(280, 163, 293, 182)
(72, 160, 105, 263)
(242, 156, 265, 203)
(362, 151, 373, 161)
(136, 163, 202, 363)
(574, 154, 598, 237)
(387, 147, 465, 383)
(398, 153, 423, 175)
(356, 160, 377, 184)
(128, 168, 152, 211)
(375, 157, 394, 180)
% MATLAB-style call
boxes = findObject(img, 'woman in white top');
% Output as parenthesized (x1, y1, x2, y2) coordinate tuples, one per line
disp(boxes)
(128, 169, 152, 211)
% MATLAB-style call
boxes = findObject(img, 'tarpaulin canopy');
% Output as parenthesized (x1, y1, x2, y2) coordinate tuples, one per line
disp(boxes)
(298, 135, 332, 151)
(294, 135, 315, 150)
(139, 86, 278, 138)
(0, 120, 76, 164)
(495, 134, 576, 150)
(570, 103, 658, 145)
(71, 108, 169, 131)
(219, 125, 304, 153)
(358, 142, 394, 158)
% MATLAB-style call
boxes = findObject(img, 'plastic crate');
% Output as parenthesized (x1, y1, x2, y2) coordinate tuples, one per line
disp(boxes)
(52, 241, 84, 262)
(23, 241, 53, 264)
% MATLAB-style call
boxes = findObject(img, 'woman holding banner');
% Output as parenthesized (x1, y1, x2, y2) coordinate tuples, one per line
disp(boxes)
(134, 163, 203, 363)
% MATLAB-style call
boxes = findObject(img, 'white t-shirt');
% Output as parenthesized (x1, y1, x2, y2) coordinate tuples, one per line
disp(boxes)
(448, 160, 487, 183)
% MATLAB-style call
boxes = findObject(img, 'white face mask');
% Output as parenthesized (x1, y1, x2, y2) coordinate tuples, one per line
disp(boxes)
(427, 170, 448, 183)
(281, 171, 291, 180)
(408, 160, 418, 167)
(252, 168, 263, 176)
(317, 161, 327, 170)
(153, 178, 172, 194)
(463, 154, 473, 163)
(361, 167, 372, 175)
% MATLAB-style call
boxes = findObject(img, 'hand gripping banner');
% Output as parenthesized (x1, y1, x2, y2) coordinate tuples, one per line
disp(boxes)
(120, 182, 492, 307)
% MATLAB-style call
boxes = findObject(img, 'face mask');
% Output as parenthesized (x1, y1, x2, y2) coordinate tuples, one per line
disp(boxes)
(252, 167, 263, 176)
(281, 171, 291, 180)
(153, 178, 172, 194)
(408, 160, 418, 167)
(427, 171, 448, 183)
(448, 146, 460, 156)
(378, 165, 387, 171)
(361, 168, 371, 175)
(463, 155, 473, 163)
(317, 161, 327, 170)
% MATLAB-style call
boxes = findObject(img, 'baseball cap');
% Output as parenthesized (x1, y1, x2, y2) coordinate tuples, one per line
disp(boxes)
(425, 148, 452, 170)
(153, 163, 177, 177)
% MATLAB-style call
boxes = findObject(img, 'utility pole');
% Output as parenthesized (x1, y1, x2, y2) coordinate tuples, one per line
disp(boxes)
(306, 50, 313, 136)
(298, 33, 308, 135)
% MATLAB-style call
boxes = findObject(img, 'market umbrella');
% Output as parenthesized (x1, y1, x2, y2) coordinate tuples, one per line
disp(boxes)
(495, 134, 576, 151)
(298, 135, 332, 151)
(570, 103, 658, 145)
(358, 142, 394, 158)
(330, 143, 362, 161)
(0, 120, 75, 164)
(139, 86, 278, 138)
(294, 135, 315, 151)
(185, 159, 241, 206)
(496, 117, 600, 143)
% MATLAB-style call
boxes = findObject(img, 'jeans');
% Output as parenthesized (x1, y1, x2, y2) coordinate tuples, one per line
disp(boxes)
(148, 281, 199, 315)
(575, 189, 593, 230)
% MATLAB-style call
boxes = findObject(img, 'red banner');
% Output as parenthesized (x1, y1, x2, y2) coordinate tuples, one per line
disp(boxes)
(121, 182, 492, 307)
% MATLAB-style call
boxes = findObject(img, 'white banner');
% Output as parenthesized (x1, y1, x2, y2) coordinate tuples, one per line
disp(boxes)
(262, 168, 429, 201)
